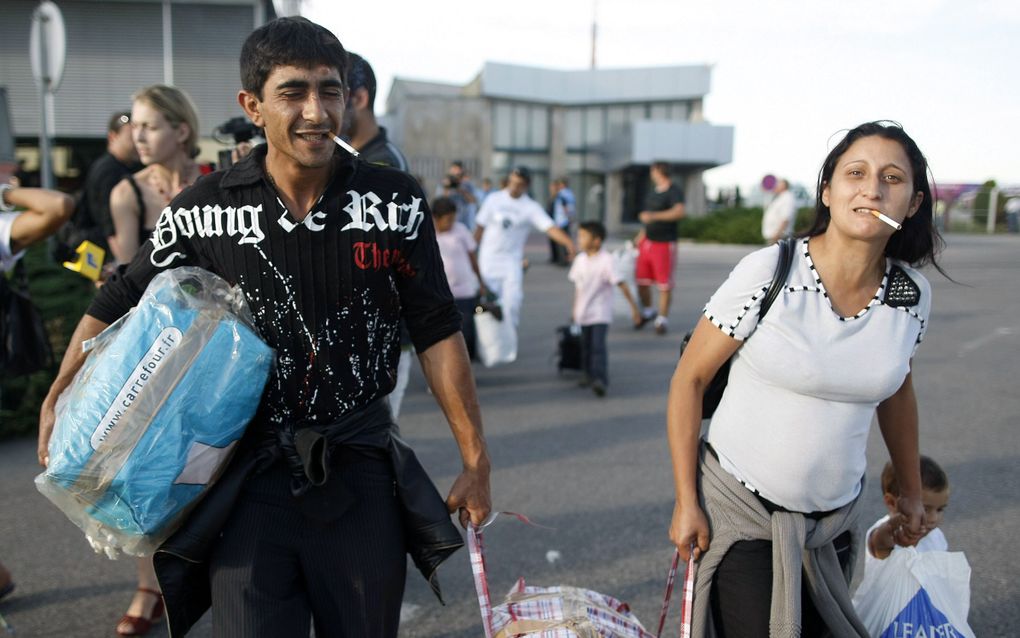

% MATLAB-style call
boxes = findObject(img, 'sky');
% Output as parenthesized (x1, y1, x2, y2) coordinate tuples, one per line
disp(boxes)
(303, 0, 1019, 195)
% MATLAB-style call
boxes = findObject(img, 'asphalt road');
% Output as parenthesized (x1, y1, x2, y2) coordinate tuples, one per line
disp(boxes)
(1, 234, 1017, 637)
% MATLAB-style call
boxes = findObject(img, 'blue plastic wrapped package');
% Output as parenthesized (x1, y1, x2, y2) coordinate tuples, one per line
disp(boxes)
(36, 267, 274, 558)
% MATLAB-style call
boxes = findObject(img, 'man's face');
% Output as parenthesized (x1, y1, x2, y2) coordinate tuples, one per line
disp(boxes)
(240, 64, 345, 171)
(507, 173, 528, 198)
(109, 123, 138, 162)
(448, 164, 464, 180)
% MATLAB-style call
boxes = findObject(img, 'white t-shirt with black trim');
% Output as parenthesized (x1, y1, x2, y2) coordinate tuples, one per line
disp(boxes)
(703, 238, 931, 513)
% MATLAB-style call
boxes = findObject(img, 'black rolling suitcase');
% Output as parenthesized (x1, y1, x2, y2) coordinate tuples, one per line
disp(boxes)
(556, 324, 582, 373)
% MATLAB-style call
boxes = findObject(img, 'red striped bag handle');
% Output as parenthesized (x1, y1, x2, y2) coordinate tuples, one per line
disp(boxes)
(656, 545, 697, 638)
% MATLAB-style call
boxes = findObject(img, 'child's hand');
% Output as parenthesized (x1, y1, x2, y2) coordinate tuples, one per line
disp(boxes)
(631, 309, 642, 327)
(892, 495, 927, 546)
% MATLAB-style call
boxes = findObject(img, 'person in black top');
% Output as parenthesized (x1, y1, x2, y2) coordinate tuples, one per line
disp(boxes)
(341, 52, 408, 171)
(634, 161, 685, 334)
(37, 17, 491, 638)
(58, 112, 139, 258)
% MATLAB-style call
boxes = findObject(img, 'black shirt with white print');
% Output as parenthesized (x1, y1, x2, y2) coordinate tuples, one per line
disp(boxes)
(89, 144, 460, 428)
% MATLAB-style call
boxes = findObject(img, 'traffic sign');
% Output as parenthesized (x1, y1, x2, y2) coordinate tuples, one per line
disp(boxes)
(30, 1, 66, 92)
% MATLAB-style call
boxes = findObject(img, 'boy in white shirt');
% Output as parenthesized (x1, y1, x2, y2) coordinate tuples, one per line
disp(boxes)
(568, 221, 641, 396)
(865, 456, 950, 577)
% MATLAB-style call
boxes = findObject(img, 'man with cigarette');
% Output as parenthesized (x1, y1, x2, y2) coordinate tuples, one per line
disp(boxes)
(37, 16, 490, 638)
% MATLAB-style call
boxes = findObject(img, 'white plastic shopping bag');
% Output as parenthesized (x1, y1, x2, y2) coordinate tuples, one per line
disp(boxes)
(852, 546, 975, 638)
(475, 304, 517, 368)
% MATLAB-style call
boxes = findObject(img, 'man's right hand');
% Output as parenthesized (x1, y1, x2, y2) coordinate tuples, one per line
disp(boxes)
(446, 464, 492, 528)
(38, 396, 57, 467)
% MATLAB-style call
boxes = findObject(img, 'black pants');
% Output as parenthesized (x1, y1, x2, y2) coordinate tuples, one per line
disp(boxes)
(208, 449, 406, 638)
(580, 323, 608, 384)
(710, 531, 853, 638)
(455, 296, 478, 361)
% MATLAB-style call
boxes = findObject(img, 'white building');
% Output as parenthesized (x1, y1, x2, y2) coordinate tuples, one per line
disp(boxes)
(386, 62, 734, 233)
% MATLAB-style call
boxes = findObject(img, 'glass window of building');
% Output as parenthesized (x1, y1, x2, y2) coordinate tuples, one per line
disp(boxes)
(512, 105, 530, 148)
(606, 105, 628, 137)
(584, 106, 605, 146)
(565, 107, 584, 149)
(493, 102, 513, 148)
(650, 103, 671, 120)
(629, 104, 648, 122)
(529, 105, 548, 149)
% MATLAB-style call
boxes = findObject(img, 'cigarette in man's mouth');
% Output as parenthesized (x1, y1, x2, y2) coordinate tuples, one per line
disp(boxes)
(332, 134, 360, 157)
(865, 208, 902, 230)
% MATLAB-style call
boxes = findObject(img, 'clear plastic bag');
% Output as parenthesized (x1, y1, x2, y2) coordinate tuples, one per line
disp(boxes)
(36, 267, 274, 558)
(852, 546, 975, 638)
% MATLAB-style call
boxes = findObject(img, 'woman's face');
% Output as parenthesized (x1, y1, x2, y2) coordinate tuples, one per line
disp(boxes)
(131, 100, 188, 166)
(821, 135, 923, 241)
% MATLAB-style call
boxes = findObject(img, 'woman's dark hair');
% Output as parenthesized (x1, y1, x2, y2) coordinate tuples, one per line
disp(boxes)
(805, 121, 945, 272)
(240, 17, 348, 99)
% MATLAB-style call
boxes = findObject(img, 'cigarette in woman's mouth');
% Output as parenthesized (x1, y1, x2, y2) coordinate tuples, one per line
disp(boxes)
(864, 208, 902, 230)
(332, 134, 360, 157)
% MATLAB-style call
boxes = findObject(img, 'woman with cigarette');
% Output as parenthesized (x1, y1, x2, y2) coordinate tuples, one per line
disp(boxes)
(667, 121, 944, 636)
(109, 85, 203, 265)
(106, 85, 201, 636)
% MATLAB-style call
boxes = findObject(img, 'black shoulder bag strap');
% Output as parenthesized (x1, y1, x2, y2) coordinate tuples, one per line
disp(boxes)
(757, 236, 796, 322)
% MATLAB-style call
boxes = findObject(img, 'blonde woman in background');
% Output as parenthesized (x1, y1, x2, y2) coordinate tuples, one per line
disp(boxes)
(109, 85, 203, 265)
(107, 84, 202, 636)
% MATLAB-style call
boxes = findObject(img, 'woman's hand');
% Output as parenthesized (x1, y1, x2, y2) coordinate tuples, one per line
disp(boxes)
(670, 500, 710, 561)
(892, 494, 927, 547)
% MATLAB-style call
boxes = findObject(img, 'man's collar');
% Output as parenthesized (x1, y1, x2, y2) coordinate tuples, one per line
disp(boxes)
(220, 143, 269, 188)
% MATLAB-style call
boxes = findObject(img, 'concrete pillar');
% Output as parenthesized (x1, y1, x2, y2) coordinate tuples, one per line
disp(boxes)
(605, 172, 624, 236)
(549, 106, 567, 182)
(684, 170, 707, 217)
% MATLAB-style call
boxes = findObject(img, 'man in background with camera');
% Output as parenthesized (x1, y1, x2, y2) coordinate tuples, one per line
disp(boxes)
(437, 160, 482, 229)
(56, 112, 139, 259)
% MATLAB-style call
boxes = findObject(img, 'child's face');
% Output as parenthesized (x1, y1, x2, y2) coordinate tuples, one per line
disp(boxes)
(578, 229, 600, 253)
(434, 212, 455, 232)
(921, 487, 949, 533)
(884, 487, 949, 537)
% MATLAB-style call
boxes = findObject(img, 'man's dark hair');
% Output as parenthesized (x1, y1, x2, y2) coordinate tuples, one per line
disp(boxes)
(240, 17, 348, 99)
(579, 221, 606, 242)
(346, 52, 377, 110)
(881, 455, 949, 495)
(510, 166, 531, 185)
(450, 160, 464, 170)
(431, 196, 457, 217)
(107, 111, 131, 133)
(650, 161, 671, 177)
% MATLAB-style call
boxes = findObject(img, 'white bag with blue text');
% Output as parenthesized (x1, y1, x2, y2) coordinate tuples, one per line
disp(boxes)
(852, 546, 975, 638)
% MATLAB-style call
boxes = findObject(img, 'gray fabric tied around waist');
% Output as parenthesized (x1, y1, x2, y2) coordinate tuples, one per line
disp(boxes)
(692, 442, 870, 638)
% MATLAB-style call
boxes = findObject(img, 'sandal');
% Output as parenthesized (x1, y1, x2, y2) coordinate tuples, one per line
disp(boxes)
(116, 587, 165, 637)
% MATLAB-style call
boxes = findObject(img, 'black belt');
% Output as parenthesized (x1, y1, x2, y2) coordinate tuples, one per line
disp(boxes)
(703, 441, 837, 521)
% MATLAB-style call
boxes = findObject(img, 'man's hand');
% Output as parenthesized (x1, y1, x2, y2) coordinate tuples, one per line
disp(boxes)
(37, 397, 57, 467)
(638, 211, 654, 224)
(446, 463, 492, 528)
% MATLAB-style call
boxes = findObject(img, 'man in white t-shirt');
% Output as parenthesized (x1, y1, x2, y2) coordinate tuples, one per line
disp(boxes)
(760, 179, 798, 244)
(474, 166, 574, 326)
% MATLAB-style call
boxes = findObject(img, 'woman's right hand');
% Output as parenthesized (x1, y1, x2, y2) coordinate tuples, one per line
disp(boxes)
(670, 500, 710, 561)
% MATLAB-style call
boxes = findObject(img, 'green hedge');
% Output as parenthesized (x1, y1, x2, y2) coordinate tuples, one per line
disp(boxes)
(677, 206, 814, 245)
(1, 245, 95, 440)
